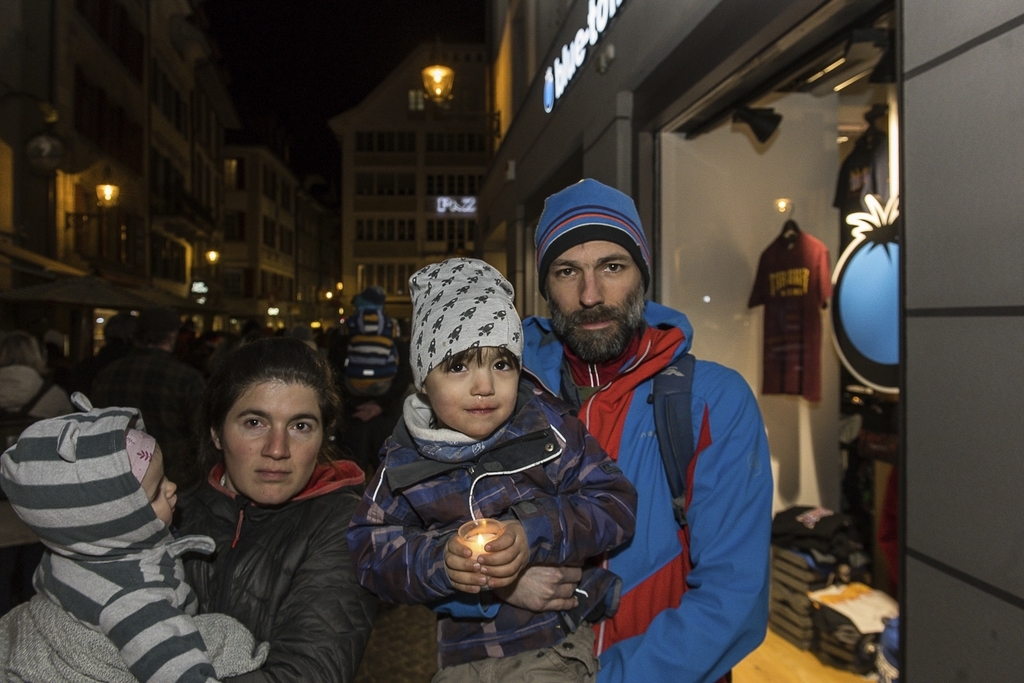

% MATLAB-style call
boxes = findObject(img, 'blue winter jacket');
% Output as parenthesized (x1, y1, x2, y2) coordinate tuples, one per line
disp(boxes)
(522, 301, 772, 683)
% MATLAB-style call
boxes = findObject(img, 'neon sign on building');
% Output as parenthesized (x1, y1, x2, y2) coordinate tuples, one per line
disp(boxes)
(436, 196, 477, 214)
(543, 0, 627, 113)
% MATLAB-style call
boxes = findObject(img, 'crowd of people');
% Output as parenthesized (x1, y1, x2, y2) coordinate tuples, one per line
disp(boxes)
(0, 179, 772, 683)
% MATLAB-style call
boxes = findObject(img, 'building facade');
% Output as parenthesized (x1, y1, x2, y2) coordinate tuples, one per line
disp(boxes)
(0, 0, 237, 354)
(329, 42, 498, 324)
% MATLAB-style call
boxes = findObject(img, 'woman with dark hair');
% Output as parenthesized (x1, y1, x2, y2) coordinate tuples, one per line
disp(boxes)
(176, 337, 375, 682)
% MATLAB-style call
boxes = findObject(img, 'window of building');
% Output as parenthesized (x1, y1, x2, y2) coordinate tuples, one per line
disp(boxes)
(425, 173, 483, 196)
(355, 218, 416, 241)
(408, 89, 425, 111)
(262, 165, 277, 200)
(426, 132, 486, 154)
(76, 0, 144, 81)
(279, 227, 294, 255)
(224, 158, 245, 190)
(150, 234, 186, 282)
(376, 173, 396, 196)
(398, 132, 416, 152)
(426, 218, 476, 251)
(281, 184, 292, 211)
(74, 68, 144, 173)
(149, 148, 186, 215)
(224, 211, 245, 241)
(262, 216, 276, 248)
(223, 269, 244, 296)
(356, 262, 417, 295)
(396, 173, 416, 196)
(355, 173, 375, 195)
(356, 131, 416, 152)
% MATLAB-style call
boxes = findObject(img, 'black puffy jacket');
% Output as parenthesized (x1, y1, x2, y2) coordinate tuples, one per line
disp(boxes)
(176, 461, 377, 683)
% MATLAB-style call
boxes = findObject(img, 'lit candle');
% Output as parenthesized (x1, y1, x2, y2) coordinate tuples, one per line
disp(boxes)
(458, 519, 505, 556)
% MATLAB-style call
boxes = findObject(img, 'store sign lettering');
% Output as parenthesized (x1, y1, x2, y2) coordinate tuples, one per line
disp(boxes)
(543, 0, 627, 113)
(436, 196, 477, 214)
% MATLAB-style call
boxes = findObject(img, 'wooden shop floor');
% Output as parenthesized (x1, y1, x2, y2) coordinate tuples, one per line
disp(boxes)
(734, 629, 872, 683)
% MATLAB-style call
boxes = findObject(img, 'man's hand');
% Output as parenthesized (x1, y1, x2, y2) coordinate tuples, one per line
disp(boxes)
(352, 401, 383, 422)
(494, 565, 582, 612)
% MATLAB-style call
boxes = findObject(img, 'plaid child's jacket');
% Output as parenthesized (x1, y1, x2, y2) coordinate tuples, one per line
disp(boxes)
(346, 382, 637, 668)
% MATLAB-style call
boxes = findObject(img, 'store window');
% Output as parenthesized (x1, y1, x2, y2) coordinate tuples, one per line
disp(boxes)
(658, 10, 898, 598)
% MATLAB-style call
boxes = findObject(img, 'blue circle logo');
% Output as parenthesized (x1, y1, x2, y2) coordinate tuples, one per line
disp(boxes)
(831, 195, 900, 392)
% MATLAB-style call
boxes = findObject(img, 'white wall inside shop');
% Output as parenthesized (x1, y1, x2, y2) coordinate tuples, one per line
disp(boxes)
(659, 93, 842, 514)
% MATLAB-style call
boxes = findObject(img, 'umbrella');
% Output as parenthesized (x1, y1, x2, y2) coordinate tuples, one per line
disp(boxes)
(0, 275, 214, 313)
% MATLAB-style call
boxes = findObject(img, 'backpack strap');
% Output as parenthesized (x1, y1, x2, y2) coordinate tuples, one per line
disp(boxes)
(651, 353, 696, 528)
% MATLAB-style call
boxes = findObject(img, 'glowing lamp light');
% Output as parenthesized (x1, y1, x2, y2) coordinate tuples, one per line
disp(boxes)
(95, 183, 120, 208)
(205, 250, 220, 264)
(267, 307, 280, 316)
(422, 64, 454, 103)
(325, 291, 333, 300)
(775, 198, 793, 214)
(335, 281, 343, 291)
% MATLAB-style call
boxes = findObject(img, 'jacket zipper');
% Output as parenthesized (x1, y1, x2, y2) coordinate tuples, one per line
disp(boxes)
(231, 506, 245, 548)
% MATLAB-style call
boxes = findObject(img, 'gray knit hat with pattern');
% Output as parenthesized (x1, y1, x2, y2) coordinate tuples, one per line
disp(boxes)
(409, 258, 522, 390)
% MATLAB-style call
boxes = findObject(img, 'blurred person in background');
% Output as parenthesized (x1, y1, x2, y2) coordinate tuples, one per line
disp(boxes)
(0, 329, 74, 617)
(68, 311, 137, 396)
(41, 329, 73, 393)
(91, 307, 206, 489)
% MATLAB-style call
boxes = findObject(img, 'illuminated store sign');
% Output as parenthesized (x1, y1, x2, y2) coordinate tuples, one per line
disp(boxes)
(436, 196, 477, 214)
(543, 0, 627, 113)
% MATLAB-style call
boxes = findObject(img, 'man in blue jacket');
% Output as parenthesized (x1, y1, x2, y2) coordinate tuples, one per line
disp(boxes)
(505, 178, 773, 682)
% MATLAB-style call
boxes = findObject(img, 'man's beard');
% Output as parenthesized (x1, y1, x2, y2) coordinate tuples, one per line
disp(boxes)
(549, 285, 646, 363)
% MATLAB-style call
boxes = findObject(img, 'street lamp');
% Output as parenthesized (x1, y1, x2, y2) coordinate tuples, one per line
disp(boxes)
(95, 182, 119, 207)
(422, 64, 455, 104)
(95, 166, 120, 208)
(421, 37, 454, 104)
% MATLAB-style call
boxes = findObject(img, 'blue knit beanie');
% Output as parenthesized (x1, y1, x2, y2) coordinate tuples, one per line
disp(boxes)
(535, 179, 651, 296)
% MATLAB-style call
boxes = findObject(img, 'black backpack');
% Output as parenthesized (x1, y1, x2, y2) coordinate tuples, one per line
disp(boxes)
(651, 353, 697, 528)
(0, 378, 55, 451)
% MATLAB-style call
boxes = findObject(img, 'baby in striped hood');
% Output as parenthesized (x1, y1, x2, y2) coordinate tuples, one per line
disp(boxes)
(0, 393, 266, 682)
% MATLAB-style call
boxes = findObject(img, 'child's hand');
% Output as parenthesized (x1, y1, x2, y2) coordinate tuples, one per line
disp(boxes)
(445, 533, 488, 593)
(476, 520, 529, 590)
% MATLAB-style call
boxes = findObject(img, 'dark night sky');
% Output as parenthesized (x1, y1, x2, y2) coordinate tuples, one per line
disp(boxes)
(203, 0, 487, 186)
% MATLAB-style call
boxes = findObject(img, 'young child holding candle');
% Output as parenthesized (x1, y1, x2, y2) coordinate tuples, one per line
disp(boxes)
(0, 394, 267, 682)
(347, 257, 638, 682)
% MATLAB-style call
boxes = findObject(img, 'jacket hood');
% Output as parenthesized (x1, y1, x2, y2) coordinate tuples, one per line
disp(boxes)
(0, 365, 45, 410)
(522, 300, 694, 394)
(206, 459, 365, 503)
(0, 393, 171, 559)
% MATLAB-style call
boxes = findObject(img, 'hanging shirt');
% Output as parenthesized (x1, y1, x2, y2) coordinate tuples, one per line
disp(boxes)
(748, 231, 832, 402)
(834, 129, 889, 250)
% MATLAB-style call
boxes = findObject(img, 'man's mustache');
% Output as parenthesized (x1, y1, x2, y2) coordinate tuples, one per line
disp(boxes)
(565, 305, 622, 327)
